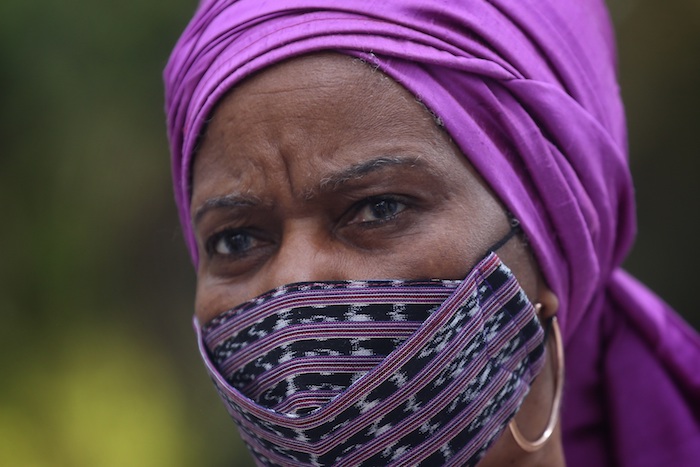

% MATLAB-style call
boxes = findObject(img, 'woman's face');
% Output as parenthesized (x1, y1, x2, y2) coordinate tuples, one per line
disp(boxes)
(191, 53, 563, 465)
(191, 53, 542, 322)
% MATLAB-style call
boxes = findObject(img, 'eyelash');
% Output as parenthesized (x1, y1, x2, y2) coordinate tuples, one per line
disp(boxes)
(348, 195, 409, 227)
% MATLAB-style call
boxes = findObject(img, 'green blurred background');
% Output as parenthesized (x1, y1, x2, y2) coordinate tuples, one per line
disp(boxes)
(1, 1, 698, 465)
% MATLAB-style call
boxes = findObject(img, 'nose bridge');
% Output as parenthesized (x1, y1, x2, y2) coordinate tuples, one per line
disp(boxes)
(262, 220, 341, 291)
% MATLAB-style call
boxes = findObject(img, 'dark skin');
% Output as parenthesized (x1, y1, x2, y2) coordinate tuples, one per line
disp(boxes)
(191, 53, 565, 466)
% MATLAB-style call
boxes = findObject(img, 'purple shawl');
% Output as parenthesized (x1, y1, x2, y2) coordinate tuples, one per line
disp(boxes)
(164, 0, 700, 465)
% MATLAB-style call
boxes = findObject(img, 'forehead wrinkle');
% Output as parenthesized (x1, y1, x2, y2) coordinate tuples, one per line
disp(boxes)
(240, 70, 363, 107)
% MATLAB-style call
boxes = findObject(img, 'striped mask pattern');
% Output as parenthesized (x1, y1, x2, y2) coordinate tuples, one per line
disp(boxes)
(196, 252, 545, 466)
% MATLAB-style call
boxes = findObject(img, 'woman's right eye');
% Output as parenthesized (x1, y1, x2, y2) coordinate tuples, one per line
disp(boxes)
(207, 229, 255, 258)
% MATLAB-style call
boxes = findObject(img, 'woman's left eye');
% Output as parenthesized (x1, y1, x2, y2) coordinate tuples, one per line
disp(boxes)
(349, 197, 407, 225)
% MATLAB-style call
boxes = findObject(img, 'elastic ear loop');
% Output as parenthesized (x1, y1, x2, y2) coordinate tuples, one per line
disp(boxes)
(508, 310, 564, 452)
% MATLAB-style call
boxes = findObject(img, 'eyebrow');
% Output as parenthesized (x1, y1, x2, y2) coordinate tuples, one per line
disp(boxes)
(193, 155, 433, 225)
(193, 193, 261, 226)
(315, 155, 430, 196)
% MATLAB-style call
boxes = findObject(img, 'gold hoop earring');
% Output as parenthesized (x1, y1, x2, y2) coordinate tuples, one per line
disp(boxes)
(508, 313, 564, 452)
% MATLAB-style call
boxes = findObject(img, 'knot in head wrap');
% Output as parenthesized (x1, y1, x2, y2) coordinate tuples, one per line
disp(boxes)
(165, 1, 700, 465)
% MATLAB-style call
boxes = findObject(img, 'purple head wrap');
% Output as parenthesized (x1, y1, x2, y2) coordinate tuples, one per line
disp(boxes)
(164, 0, 700, 465)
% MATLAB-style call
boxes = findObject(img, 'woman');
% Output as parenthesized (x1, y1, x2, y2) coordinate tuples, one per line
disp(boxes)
(164, 1, 700, 466)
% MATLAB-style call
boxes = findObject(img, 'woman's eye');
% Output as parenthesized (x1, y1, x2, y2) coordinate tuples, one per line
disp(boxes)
(208, 230, 254, 257)
(351, 197, 407, 224)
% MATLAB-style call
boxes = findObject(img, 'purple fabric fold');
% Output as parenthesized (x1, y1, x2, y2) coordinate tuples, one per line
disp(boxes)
(164, 0, 700, 465)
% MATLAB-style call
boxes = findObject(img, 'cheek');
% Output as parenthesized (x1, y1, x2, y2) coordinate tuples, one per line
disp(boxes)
(194, 275, 252, 325)
(408, 205, 505, 278)
(194, 281, 221, 326)
(370, 223, 489, 280)
(496, 240, 541, 302)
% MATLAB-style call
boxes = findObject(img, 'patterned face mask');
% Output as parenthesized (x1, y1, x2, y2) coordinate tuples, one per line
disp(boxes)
(195, 230, 546, 466)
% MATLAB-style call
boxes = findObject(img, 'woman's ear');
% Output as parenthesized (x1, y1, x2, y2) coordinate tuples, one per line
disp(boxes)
(537, 287, 559, 320)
